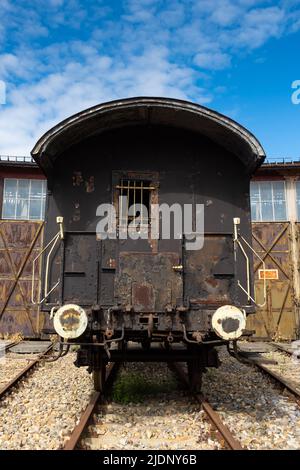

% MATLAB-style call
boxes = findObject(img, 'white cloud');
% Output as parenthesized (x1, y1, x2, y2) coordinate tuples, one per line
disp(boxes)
(0, 0, 299, 154)
(159, 2, 185, 28)
(48, 0, 65, 6)
(0, 44, 211, 154)
(194, 51, 231, 70)
(0, 52, 36, 80)
(209, 1, 242, 26)
(122, 0, 159, 23)
(235, 6, 285, 48)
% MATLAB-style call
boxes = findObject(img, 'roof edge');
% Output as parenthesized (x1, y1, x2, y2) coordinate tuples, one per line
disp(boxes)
(31, 97, 266, 174)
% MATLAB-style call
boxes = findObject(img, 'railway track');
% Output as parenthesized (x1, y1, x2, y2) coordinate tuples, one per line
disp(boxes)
(170, 362, 243, 450)
(63, 361, 243, 451)
(0, 342, 53, 399)
(240, 342, 300, 403)
(271, 342, 300, 358)
(250, 359, 300, 401)
(0, 346, 299, 450)
(1, 340, 22, 353)
(63, 362, 117, 450)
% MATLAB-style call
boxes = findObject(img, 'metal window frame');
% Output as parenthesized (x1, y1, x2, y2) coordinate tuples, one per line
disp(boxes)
(250, 180, 288, 222)
(2, 178, 46, 221)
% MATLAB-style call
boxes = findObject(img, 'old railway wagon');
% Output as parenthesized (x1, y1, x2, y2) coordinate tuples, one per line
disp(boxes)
(31, 97, 265, 391)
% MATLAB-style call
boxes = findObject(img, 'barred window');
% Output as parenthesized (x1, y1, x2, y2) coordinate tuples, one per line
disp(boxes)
(116, 179, 153, 226)
(2, 179, 46, 220)
(250, 181, 287, 221)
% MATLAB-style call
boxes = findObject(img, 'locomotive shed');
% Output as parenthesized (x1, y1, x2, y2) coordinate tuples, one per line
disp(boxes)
(0, 98, 300, 450)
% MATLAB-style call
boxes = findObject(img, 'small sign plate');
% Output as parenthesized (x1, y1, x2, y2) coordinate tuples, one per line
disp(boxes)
(258, 269, 278, 280)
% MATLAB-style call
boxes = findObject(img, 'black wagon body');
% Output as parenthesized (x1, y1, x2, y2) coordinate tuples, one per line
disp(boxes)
(31, 97, 265, 390)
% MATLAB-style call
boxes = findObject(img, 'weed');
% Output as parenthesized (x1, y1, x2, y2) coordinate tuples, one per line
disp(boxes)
(112, 371, 177, 404)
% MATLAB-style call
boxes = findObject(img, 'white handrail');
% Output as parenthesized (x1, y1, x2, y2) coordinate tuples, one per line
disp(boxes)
(31, 217, 64, 305)
(233, 218, 267, 308)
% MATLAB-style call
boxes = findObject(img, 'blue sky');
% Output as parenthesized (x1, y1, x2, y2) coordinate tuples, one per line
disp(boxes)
(0, 0, 299, 159)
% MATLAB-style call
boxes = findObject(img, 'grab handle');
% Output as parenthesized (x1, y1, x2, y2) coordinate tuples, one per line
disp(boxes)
(233, 218, 266, 308)
(31, 217, 64, 305)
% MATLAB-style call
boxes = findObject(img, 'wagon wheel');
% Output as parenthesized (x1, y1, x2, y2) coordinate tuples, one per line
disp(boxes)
(93, 352, 107, 392)
(187, 359, 203, 393)
(93, 365, 106, 392)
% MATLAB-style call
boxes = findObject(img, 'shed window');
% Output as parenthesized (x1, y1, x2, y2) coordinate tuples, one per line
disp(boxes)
(2, 179, 46, 220)
(250, 181, 287, 221)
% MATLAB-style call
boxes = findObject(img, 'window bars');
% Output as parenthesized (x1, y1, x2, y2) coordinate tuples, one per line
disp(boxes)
(115, 179, 155, 227)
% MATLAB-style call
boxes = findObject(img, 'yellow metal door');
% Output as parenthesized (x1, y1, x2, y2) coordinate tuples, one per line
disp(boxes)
(247, 222, 298, 340)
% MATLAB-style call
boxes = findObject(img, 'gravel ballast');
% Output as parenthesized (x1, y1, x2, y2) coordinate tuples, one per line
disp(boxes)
(0, 353, 93, 450)
(0, 353, 38, 390)
(0, 347, 300, 450)
(202, 348, 300, 450)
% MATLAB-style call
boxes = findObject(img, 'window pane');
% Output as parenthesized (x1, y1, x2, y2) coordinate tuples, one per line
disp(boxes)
(259, 182, 273, 221)
(250, 182, 260, 221)
(17, 179, 30, 198)
(16, 199, 29, 219)
(261, 200, 273, 221)
(272, 181, 286, 221)
(29, 199, 42, 219)
(41, 180, 46, 196)
(4, 179, 17, 197)
(250, 202, 258, 221)
(274, 203, 286, 221)
(30, 180, 44, 198)
(2, 198, 15, 218)
(260, 182, 272, 202)
(41, 198, 46, 219)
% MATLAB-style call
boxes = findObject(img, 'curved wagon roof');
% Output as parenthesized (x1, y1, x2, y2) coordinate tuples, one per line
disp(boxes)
(31, 97, 265, 175)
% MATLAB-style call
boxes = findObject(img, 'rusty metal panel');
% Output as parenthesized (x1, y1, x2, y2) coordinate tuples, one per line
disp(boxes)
(99, 239, 116, 305)
(184, 235, 234, 306)
(247, 222, 297, 340)
(115, 252, 182, 311)
(132, 283, 155, 311)
(0, 220, 47, 338)
(62, 233, 98, 305)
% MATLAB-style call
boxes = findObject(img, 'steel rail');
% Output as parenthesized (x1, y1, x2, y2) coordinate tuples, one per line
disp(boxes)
(63, 391, 101, 451)
(0, 343, 53, 399)
(3, 340, 22, 353)
(199, 398, 243, 450)
(63, 362, 116, 450)
(270, 342, 300, 358)
(170, 362, 244, 450)
(249, 358, 300, 400)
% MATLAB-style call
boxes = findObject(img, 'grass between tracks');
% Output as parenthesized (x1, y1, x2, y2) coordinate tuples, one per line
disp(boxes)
(112, 370, 177, 404)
